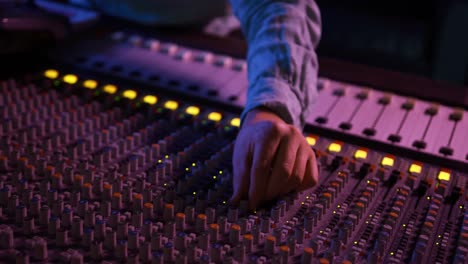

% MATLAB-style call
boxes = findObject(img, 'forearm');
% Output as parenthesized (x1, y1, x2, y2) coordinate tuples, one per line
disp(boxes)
(230, 0, 321, 129)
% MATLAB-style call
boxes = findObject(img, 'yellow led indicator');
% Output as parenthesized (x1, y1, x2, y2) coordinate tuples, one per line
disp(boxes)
(185, 106, 200, 116)
(409, 162, 422, 174)
(306, 135, 317, 146)
(354, 149, 368, 159)
(83, 79, 98, 89)
(122, 90, 137, 100)
(437, 169, 451, 181)
(63, 74, 78, 84)
(103, 84, 118, 94)
(328, 142, 342, 153)
(44, 69, 59, 79)
(230, 117, 241, 127)
(164, 100, 178, 110)
(208, 112, 222, 122)
(381, 155, 394, 167)
(143, 95, 158, 105)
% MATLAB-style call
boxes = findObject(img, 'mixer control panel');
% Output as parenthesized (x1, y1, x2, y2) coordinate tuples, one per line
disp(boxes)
(51, 31, 468, 167)
(0, 70, 466, 263)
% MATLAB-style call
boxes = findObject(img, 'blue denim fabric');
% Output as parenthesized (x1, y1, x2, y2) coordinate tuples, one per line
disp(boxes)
(231, 0, 321, 128)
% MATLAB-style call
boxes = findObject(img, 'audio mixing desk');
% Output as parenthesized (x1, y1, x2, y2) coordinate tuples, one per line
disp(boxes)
(0, 30, 467, 263)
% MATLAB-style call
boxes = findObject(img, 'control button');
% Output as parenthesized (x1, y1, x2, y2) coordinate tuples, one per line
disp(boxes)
(194, 52, 213, 63)
(160, 43, 178, 55)
(207, 89, 218, 97)
(401, 99, 415, 110)
(363, 128, 376, 137)
(186, 84, 200, 92)
(333, 88, 345, 96)
(128, 35, 143, 46)
(317, 81, 325, 91)
(378, 94, 392, 105)
(175, 50, 192, 61)
(214, 56, 232, 67)
(339, 122, 352, 130)
(356, 89, 369, 100)
(388, 134, 401, 143)
(232, 61, 246, 71)
(449, 108, 463, 121)
(412, 140, 426, 149)
(315, 117, 328, 124)
(439, 146, 453, 156)
(425, 104, 439, 116)
(144, 39, 160, 51)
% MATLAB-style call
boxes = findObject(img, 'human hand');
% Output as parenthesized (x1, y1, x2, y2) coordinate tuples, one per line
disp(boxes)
(230, 108, 319, 210)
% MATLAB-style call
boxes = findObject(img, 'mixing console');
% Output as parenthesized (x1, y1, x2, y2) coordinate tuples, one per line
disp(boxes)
(52, 31, 468, 167)
(0, 31, 467, 264)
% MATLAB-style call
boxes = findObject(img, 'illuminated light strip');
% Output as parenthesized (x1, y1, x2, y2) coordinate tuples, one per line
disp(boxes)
(381, 155, 395, 167)
(306, 135, 318, 146)
(230, 117, 241, 127)
(354, 148, 368, 159)
(164, 100, 178, 110)
(103, 84, 118, 94)
(63, 74, 78, 84)
(409, 162, 422, 174)
(44, 69, 59, 79)
(83, 79, 98, 89)
(122, 90, 137, 100)
(437, 168, 451, 181)
(208, 112, 222, 122)
(185, 106, 200, 116)
(328, 142, 342, 153)
(143, 95, 158, 105)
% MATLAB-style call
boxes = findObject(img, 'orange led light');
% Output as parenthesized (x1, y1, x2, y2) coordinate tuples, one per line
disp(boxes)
(381, 155, 395, 167)
(438, 168, 451, 181)
(44, 69, 59, 79)
(409, 162, 422, 174)
(103, 84, 118, 94)
(306, 135, 318, 146)
(63, 74, 78, 84)
(208, 112, 222, 122)
(122, 90, 137, 100)
(185, 106, 200, 116)
(230, 117, 241, 127)
(354, 148, 368, 159)
(143, 95, 158, 105)
(83, 79, 98, 89)
(328, 142, 342, 153)
(164, 100, 178, 110)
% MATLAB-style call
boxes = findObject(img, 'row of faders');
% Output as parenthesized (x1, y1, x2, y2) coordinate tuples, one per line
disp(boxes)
(0, 70, 467, 263)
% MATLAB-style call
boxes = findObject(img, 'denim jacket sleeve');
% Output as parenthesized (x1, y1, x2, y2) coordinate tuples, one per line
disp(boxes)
(230, 0, 321, 129)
